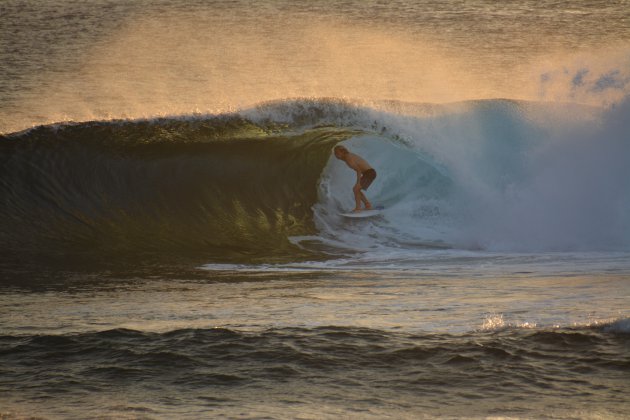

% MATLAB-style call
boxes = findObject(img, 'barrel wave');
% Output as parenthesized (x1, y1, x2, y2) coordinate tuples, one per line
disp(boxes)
(0, 112, 357, 265)
(1, 97, 629, 266)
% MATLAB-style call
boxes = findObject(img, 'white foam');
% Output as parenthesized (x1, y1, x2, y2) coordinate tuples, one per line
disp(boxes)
(295, 97, 630, 254)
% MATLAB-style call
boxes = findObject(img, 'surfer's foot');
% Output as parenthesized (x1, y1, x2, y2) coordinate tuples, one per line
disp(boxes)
(365, 203, 372, 210)
(352, 208, 363, 213)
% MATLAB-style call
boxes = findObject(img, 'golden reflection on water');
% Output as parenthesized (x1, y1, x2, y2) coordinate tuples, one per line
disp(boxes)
(2, 272, 628, 336)
(2, 6, 629, 133)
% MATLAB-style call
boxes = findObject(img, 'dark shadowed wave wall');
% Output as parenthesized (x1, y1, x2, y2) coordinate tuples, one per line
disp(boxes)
(0, 114, 357, 265)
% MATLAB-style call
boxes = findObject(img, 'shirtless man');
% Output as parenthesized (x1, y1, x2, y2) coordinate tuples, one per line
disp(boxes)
(333, 145, 377, 212)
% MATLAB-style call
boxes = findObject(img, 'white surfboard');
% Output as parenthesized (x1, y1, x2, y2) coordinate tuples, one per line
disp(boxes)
(340, 207, 384, 218)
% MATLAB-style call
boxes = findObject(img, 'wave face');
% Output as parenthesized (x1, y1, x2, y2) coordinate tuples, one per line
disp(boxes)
(0, 114, 355, 264)
(1, 97, 629, 265)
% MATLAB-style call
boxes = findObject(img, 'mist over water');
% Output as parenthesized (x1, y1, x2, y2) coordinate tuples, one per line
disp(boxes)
(1, 1, 630, 419)
(1, 0, 630, 132)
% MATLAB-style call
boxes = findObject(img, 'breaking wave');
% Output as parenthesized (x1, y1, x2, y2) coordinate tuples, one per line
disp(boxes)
(1, 97, 629, 265)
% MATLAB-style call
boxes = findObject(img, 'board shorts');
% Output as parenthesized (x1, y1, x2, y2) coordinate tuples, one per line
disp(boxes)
(360, 168, 377, 190)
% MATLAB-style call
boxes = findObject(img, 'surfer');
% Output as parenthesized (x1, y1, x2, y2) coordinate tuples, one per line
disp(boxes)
(333, 145, 377, 212)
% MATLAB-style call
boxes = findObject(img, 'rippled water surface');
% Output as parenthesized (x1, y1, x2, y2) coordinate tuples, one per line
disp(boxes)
(2, 0, 629, 418)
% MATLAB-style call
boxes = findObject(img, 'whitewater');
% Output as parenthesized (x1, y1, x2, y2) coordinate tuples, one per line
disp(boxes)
(1, 0, 629, 419)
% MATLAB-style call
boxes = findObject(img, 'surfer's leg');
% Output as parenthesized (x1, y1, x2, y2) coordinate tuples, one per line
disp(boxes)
(361, 191, 372, 209)
(358, 169, 375, 209)
(353, 184, 373, 211)
(353, 184, 363, 211)
(353, 184, 371, 211)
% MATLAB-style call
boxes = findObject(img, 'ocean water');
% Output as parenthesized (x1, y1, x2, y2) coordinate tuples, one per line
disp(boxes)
(1, 1, 630, 419)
